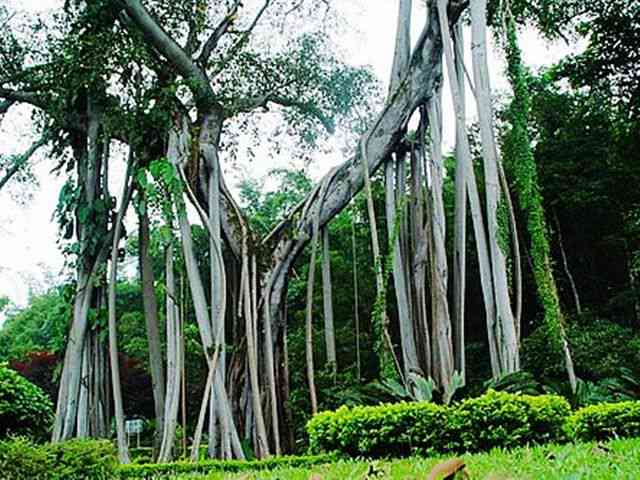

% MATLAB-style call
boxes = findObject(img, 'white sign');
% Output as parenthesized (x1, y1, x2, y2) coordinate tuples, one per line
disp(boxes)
(125, 419, 144, 434)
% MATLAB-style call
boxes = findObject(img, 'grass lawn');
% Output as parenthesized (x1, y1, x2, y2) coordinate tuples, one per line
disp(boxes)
(192, 438, 640, 479)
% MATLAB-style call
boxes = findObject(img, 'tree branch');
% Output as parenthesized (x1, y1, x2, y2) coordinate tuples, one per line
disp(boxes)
(232, 91, 335, 134)
(198, 0, 242, 65)
(211, 0, 272, 76)
(0, 133, 50, 191)
(0, 88, 47, 110)
(119, 0, 214, 104)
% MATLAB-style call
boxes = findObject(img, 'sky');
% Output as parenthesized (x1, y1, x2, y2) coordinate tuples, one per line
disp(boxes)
(0, 0, 581, 315)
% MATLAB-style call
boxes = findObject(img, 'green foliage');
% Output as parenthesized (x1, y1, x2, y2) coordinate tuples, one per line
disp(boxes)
(484, 371, 546, 396)
(0, 288, 71, 361)
(0, 437, 52, 479)
(0, 296, 9, 313)
(568, 401, 640, 442)
(523, 320, 640, 382)
(116, 453, 338, 479)
(450, 390, 571, 452)
(0, 438, 116, 479)
(0, 364, 53, 440)
(46, 439, 118, 479)
(307, 390, 571, 458)
(307, 401, 451, 458)
(502, 14, 566, 357)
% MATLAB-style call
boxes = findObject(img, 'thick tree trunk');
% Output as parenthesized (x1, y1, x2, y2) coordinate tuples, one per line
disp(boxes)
(262, 256, 282, 455)
(203, 114, 230, 459)
(54, 96, 111, 441)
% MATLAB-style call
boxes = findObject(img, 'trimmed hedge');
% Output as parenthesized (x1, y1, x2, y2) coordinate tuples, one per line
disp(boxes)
(307, 402, 451, 457)
(0, 437, 117, 479)
(307, 390, 572, 458)
(450, 390, 571, 452)
(568, 401, 640, 441)
(116, 453, 338, 479)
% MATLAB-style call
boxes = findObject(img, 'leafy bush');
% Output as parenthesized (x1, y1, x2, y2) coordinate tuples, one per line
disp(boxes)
(450, 390, 571, 452)
(0, 363, 53, 440)
(0, 437, 116, 479)
(116, 453, 337, 479)
(307, 401, 451, 458)
(568, 401, 640, 441)
(307, 391, 571, 458)
(0, 437, 52, 479)
(47, 439, 117, 479)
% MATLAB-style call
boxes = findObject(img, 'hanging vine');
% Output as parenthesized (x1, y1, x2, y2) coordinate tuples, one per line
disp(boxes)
(501, 9, 577, 391)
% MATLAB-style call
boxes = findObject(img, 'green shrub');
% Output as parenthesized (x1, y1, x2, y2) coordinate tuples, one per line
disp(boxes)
(307, 401, 452, 457)
(47, 439, 117, 479)
(0, 363, 53, 440)
(307, 391, 571, 458)
(450, 390, 571, 452)
(0, 437, 52, 479)
(0, 437, 116, 479)
(568, 401, 640, 441)
(116, 453, 337, 479)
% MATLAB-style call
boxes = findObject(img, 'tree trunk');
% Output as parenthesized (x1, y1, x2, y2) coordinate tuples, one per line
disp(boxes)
(54, 95, 111, 441)
(385, 157, 420, 379)
(351, 212, 362, 380)
(138, 202, 166, 450)
(470, 0, 519, 373)
(158, 243, 181, 462)
(553, 209, 582, 315)
(437, 0, 501, 378)
(425, 98, 454, 393)
(106, 155, 134, 464)
(452, 23, 467, 380)
(305, 175, 334, 415)
(321, 228, 337, 378)
(410, 146, 431, 377)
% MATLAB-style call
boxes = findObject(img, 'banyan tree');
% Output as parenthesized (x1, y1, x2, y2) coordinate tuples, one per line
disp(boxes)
(0, 0, 577, 463)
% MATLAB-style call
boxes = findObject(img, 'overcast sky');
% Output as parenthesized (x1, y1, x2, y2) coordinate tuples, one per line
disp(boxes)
(0, 0, 580, 313)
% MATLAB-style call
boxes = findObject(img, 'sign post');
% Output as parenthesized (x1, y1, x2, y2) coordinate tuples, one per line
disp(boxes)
(125, 419, 144, 448)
